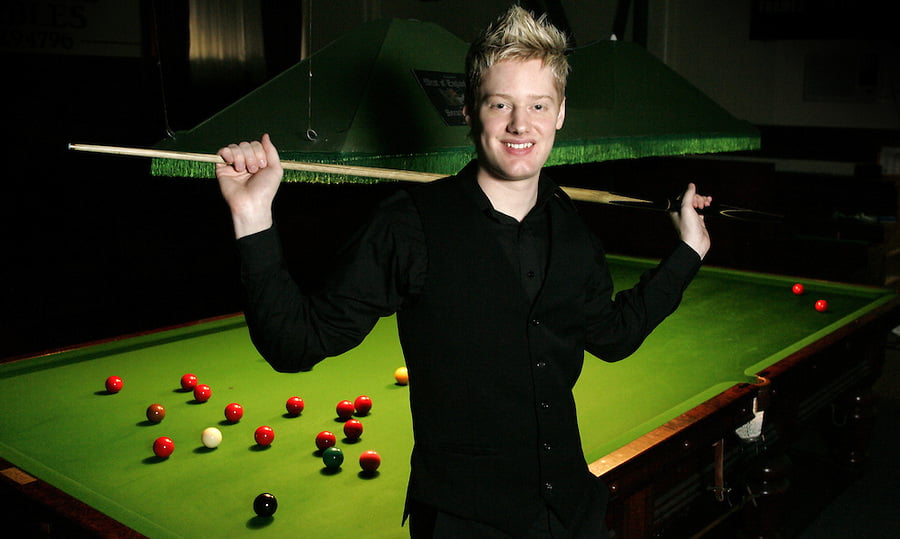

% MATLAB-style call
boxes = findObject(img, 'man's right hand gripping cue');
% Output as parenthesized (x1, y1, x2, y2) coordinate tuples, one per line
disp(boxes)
(215, 133, 283, 239)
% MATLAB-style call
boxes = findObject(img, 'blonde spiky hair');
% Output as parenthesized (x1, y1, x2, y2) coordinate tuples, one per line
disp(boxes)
(465, 5, 570, 111)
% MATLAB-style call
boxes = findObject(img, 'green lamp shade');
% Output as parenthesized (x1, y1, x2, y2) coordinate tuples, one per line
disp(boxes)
(152, 18, 758, 183)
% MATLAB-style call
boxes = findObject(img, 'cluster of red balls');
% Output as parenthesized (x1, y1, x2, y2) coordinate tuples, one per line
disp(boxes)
(314, 395, 381, 473)
(102, 373, 382, 473)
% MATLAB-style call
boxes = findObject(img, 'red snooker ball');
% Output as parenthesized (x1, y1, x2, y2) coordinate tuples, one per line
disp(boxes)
(285, 396, 304, 416)
(254, 425, 275, 446)
(153, 436, 174, 458)
(792, 283, 805, 295)
(359, 450, 381, 473)
(180, 373, 198, 391)
(224, 402, 243, 422)
(146, 403, 166, 423)
(343, 419, 364, 441)
(193, 384, 212, 403)
(315, 431, 337, 451)
(336, 400, 355, 420)
(105, 376, 123, 394)
(815, 299, 828, 312)
(354, 395, 373, 416)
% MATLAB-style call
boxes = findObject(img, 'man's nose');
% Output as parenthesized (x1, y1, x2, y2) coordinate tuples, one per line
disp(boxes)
(507, 109, 528, 135)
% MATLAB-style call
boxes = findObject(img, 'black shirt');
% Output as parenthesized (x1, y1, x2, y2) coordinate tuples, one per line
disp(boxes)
(460, 166, 555, 304)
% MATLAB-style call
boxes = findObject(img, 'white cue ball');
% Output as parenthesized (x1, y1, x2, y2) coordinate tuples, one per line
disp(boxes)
(201, 427, 223, 448)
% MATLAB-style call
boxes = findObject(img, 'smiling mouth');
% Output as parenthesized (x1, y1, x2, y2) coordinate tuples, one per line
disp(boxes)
(506, 142, 533, 149)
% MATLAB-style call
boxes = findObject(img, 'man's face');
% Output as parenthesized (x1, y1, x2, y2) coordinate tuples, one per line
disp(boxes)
(465, 58, 566, 185)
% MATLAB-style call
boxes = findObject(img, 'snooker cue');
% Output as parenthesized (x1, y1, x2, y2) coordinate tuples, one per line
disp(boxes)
(68, 143, 782, 221)
(67, 143, 652, 206)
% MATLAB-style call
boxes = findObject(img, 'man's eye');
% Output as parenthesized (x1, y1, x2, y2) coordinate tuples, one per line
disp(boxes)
(534, 104, 544, 111)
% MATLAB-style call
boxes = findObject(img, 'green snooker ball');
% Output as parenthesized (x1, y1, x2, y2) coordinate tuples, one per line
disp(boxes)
(322, 446, 344, 469)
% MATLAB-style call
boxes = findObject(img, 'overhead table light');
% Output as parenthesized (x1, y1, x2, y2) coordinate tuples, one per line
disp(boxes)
(141, 17, 758, 184)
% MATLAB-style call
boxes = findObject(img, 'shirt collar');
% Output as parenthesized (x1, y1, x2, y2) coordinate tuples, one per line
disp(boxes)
(457, 160, 559, 223)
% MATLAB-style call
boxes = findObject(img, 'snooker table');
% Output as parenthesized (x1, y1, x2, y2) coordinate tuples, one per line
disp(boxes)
(1, 254, 898, 538)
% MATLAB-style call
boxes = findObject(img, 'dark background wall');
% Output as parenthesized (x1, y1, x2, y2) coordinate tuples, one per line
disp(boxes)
(2, 0, 898, 359)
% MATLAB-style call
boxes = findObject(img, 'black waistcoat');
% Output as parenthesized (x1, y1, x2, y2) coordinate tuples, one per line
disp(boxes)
(398, 171, 601, 536)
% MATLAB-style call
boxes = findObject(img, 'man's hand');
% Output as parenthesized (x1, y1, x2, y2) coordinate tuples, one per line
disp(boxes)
(671, 182, 712, 259)
(216, 133, 283, 239)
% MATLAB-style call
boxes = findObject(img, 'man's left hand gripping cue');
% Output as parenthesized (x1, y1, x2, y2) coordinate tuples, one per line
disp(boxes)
(671, 182, 712, 260)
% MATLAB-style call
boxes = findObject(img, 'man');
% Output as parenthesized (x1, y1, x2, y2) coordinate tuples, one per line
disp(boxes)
(215, 6, 711, 538)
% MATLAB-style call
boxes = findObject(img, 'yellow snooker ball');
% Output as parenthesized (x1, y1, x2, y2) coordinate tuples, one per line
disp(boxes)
(394, 366, 409, 386)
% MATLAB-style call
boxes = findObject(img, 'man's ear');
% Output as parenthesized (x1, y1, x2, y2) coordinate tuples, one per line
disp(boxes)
(556, 97, 566, 130)
(463, 104, 472, 126)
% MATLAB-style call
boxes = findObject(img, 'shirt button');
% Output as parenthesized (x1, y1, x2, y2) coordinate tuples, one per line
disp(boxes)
(543, 441, 552, 452)
(544, 481, 554, 492)
(531, 319, 541, 326)
(536, 361, 547, 369)
(526, 270, 536, 279)
(540, 401, 551, 410)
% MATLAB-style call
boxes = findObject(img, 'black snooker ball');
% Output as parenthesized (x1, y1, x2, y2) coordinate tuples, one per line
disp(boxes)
(253, 492, 278, 517)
